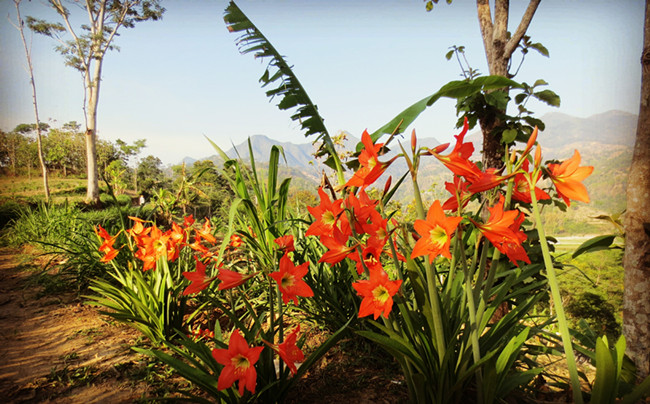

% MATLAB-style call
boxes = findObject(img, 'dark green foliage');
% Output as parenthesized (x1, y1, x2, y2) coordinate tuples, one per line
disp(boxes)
(567, 292, 620, 339)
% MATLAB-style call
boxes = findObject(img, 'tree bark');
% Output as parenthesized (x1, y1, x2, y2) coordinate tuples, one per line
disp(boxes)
(623, 0, 650, 380)
(475, 0, 540, 169)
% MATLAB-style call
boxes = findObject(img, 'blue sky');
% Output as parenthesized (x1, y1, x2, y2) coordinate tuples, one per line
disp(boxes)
(0, 0, 644, 165)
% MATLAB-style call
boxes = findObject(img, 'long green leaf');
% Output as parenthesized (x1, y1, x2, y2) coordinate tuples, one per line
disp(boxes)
(371, 75, 523, 140)
(223, 1, 344, 173)
(572, 235, 618, 258)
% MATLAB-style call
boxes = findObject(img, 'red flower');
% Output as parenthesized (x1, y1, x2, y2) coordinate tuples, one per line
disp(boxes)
(427, 118, 481, 180)
(466, 168, 515, 194)
(547, 149, 594, 206)
(217, 268, 256, 290)
(345, 130, 396, 188)
(411, 200, 463, 262)
(441, 176, 472, 212)
(134, 225, 171, 271)
(196, 218, 217, 244)
(265, 326, 304, 376)
(95, 225, 120, 262)
(512, 159, 550, 204)
(274, 235, 295, 253)
(212, 330, 264, 395)
(472, 195, 530, 266)
(230, 234, 243, 249)
(183, 214, 195, 228)
(306, 187, 345, 237)
(345, 189, 381, 236)
(269, 254, 314, 305)
(318, 227, 357, 265)
(182, 257, 216, 295)
(352, 266, 402, 320)
(347, 238, 384, 275)
(128, 216, 150, 238)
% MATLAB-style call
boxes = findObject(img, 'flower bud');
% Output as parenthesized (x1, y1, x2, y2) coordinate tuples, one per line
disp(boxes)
(411, 129, 417, 153)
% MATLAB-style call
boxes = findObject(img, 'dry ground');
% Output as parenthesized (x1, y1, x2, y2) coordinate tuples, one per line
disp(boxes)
(0, 248, 409, 403)
(0, 248, 178, 403)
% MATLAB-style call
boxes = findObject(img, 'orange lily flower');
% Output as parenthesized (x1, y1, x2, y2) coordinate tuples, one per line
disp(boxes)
(345, 130, 396, 189)
(274, 235, 295, 253)
(264, 326, 304, 376)
(196, 218, 217, 245)
(512, 159, 550, 204)
(427, 118, 481, 180)
(269, 254, 314, 305)
(212, 330, 264, 395)
(547, 149, 594, 206)
(442, 176, 472, 212)
(352, 266, 402, 320)
(306, 187, 345, 237)
(411, 200, 463, 262)
(472, 195, 530, 266)
(319, 227, 357, 265)
(182, 257, 217, 295)
(229, 234, 243, 249)
(217, 268, 257, 291)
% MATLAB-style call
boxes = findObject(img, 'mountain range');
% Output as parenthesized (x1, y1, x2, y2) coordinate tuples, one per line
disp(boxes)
(181, 110, 637, 212)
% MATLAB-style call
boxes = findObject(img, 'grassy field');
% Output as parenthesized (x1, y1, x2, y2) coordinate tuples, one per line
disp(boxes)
(0, 175, 87, 203)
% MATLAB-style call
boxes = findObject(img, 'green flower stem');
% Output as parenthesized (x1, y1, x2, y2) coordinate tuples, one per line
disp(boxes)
(457, 231, 483, 404)
(412, 176, 446, 361)
(530, 190, 583, 404)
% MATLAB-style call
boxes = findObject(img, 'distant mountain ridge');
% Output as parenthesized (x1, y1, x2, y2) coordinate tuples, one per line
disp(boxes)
(179, 110, 636, 212)
(182, 110, 636, 170)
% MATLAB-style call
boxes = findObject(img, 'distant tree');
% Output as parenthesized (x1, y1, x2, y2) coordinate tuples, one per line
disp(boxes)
(105, 159, 130, 195)
(137, 155, 165, 195)
(44, 123, 85, 176)
(28, 0, 164, 204)
(116, 138, 146, 165)
(11, 0, 50, 202)
(624, 0, 650, 379)
(96, 139, 120, 176)
(13, 123, 49, 178)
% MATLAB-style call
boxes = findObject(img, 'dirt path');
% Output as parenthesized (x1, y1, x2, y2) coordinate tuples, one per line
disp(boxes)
(0, 248, 408, 403)
(0, 248, 152, 403)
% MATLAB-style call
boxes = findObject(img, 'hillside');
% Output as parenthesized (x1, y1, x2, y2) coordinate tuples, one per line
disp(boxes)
(181, 110, 635, 215)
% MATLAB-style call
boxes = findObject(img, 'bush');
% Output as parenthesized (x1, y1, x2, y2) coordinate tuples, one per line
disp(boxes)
(567, 292, 621, 339)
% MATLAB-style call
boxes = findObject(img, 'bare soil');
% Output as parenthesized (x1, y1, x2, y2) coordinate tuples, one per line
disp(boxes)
(0, 248, 164, 403)
(0, 247, 409, 403)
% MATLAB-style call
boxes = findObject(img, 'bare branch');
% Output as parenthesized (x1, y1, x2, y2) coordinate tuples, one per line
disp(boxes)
(504, 0, 541, 59)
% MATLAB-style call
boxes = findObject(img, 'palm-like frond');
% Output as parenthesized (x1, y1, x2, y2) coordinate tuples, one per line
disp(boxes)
(223, 1, 344, 175)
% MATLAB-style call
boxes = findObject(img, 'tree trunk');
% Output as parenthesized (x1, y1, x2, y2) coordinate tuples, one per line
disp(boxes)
(84, 56, 102, 204)
(475, 0, 540, 169)
(623, 0, 650, 380)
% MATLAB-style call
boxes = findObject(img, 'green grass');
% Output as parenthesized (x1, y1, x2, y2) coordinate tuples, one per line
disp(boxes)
(0, 176, 87, 202)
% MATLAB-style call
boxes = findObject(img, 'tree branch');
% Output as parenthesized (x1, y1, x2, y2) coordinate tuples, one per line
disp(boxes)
(493, 0, 509, 45)
(504, 0, 541, 59)
(476, 0, 494, 57)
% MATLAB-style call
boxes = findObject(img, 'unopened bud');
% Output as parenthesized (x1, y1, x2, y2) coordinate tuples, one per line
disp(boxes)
(411, 130, 417, 153)
(383, 176, 393, 196)
(534, 145, 542, 168)
(523, 126, 538, 156)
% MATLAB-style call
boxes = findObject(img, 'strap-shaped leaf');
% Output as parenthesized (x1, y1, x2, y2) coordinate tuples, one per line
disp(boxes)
(224, 1, 344, 173)
(371, 75, 524, 141)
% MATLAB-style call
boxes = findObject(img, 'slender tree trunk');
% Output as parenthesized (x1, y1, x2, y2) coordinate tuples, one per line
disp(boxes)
(84, 58, 102, 204)
(14, 0, 50, 203)
(623, 0, 650, 380)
